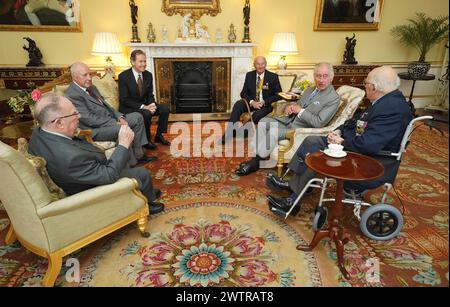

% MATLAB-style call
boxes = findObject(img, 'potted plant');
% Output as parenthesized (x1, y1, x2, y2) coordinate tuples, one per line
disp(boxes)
(7, 89, 41, 125)
(391, 13, 449, 78)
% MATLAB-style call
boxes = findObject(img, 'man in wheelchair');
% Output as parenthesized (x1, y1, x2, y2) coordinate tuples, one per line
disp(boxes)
(266, 66, 413, 217)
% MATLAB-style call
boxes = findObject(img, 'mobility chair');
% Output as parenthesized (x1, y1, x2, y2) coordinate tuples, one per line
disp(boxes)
(278, 115, 434, 241)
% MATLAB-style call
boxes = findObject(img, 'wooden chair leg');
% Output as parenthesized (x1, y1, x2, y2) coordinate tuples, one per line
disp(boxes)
(5, 225, 17, 245)
(42, 252, 63, 287)
(137, 216, 150, 238)
(277, 150, 284, 177)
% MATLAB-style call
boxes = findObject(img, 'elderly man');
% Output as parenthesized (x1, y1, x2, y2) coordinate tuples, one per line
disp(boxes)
(65, 62, 156, 165)
(235, 63, 340, 176)
(28, 93, 164, 214)
(267, 66, 413, 217)
(219, 56, 282, 143)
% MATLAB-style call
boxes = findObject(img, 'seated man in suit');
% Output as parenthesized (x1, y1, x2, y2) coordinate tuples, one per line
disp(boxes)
(118, 49, 170, 149)
(65, 62, 156, 165)
(219, 56, 282, 143)
(267, 66, 413, 217)
(236, 62, 340, 176)
(28, 93, 164, 214)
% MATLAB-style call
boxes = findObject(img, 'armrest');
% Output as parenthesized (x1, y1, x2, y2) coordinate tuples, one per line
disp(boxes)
(37, 178, 139, 219)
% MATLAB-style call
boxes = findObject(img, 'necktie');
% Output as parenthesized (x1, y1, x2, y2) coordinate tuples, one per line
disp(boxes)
(303, 89, 320, 109)
(256, 75, 263, 102)
(86, 88, 102, 105)
(137, 74, 144, 96)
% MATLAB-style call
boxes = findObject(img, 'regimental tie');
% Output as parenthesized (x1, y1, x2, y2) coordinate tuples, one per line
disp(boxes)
(137, 74, 144, 96)
(255, 75, 263, 102)
(86, 88, 102, 105)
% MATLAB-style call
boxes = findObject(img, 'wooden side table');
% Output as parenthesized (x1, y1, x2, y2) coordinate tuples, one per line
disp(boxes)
(297, 151, 384, 279)
(398, 72, 436, 116)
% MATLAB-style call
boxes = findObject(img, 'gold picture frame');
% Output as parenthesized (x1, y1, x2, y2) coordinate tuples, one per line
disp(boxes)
(162, 0, 221, 19)
(314, 0, 383, 31)
(0, 0, 82, 32)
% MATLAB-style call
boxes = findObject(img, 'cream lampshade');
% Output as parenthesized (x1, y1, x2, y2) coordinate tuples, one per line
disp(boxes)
(270, 32, 299, 70)
(91, 32, 122, 76)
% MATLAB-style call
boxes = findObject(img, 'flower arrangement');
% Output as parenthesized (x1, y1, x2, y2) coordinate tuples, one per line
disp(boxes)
(293, 79, 314, 94)
(7, 89, 42, 114)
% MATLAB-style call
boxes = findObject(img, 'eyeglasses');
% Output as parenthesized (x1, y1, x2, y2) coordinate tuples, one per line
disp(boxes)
(50, 111, 80, 123)
(314, 74, 330, 79)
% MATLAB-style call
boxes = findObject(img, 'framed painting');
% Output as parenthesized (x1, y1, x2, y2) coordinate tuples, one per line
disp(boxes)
(0, 0, 82, 32)
(314, 0, 383, 31)
(162, 0, 221, 19)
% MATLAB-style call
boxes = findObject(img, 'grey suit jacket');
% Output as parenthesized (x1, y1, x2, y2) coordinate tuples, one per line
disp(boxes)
(291, 85, 340, 129)
(65, 82, 123, 131)
(28, 128, 130, 196)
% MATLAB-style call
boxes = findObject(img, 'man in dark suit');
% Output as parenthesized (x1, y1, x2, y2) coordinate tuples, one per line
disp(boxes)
(267, 66, 413, 217)
(28, 93, 164, 214)
(220, 56, 282, 143)
(65, 62, 156, 165)
(118, 49, 170, 149)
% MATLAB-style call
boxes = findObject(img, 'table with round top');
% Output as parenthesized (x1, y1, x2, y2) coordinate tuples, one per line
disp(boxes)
(297, 151, 384, 279)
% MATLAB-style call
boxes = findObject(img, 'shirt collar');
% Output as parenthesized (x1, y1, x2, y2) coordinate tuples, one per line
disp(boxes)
(42, 128, 73, 140)
(73, 81, 87, 92)
(132, 68, 143, 82)
(256, 71, 265, 81)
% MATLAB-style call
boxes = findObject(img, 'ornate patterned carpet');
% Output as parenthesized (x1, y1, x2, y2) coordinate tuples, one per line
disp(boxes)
(0, 124, 448, 287)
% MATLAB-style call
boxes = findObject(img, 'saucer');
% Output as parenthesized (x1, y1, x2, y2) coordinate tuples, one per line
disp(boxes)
(324, 149, 347, 158)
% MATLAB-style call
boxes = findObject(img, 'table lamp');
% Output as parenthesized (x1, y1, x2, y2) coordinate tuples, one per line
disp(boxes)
(91, 32, 122, 76)
(270, 32, 299, 70)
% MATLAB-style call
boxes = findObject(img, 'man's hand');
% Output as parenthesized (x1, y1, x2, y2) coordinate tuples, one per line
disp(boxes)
(144, 103, 157, 114)
(327, 130, 344, 145)
(252, 101, 264, 110)
(118, 125, 135, 149)
(117, 117, 128, 126)
(285, 104, 302, 116)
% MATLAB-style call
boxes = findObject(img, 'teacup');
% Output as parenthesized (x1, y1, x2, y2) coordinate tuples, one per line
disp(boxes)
(328, 144, 344, 155)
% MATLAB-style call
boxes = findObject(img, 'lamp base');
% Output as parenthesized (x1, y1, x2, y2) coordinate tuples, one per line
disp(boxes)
(277, 55, 287, 70)
(105, 56, 115, 77)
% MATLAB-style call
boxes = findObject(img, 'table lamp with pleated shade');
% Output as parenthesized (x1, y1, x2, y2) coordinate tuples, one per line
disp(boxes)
(270, 32, 299, 70)
(91, 32, 122, 76)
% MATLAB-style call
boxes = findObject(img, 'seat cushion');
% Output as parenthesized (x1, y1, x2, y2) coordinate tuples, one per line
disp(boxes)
(17, 138, 66, 200)
(92, 74, 119, 110)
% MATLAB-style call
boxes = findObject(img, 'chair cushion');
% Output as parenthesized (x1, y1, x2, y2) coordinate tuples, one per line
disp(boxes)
(92, 74, 119, 111)
(17, 138, 66, 201)
(53, 84, 70, 96)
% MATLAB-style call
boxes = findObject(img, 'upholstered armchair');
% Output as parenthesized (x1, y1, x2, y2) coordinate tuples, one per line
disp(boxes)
(0, 140, 149, 287)
(274, 85, 366, 176)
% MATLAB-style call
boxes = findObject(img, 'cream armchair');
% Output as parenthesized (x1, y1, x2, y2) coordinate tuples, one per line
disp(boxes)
(0, 140, 149, 287)
(274, 85, 366, 176)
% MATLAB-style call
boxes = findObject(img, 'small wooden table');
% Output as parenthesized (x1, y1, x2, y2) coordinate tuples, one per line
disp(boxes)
(297, 151, 384, 279)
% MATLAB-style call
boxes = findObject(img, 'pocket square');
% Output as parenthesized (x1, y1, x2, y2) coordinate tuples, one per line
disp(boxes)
(313, 101, 321, 105)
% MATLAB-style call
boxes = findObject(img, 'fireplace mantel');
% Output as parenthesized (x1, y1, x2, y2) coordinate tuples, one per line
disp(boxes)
(125, 43, 256, 118)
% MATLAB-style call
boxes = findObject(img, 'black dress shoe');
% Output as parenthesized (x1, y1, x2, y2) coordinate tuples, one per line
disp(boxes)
(235, 160, 259, 176)
(148, 202, 165, 214)
(267, 195, 301, 215)
(137, 156, 158, 164)
(155, 135, 170, 146)
(266, 175, 292, 192)
(143, 141, 156, 150)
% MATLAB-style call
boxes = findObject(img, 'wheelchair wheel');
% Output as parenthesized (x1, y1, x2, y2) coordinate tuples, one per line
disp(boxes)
(312, 207, 328, 231)
(360, 204, 403, 241)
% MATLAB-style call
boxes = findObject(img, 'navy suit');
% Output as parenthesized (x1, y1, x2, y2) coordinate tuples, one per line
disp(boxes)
(229, 70, 282, 125)
(118, 68, 169, 141)
(288, 90, 413, 194)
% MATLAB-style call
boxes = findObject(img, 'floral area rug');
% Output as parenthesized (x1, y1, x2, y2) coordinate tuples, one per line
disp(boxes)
(0, 123, 448, 287)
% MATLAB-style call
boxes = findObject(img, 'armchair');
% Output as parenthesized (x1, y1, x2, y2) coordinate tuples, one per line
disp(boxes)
(0, 140, 149, 287)
(274, 85, 366, 176)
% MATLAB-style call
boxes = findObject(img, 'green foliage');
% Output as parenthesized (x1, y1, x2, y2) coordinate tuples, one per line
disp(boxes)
(7, 92, 35, 114)
(391, 13, 449, 62)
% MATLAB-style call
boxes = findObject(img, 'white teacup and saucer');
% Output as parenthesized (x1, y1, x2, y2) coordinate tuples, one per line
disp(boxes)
(324, 144, 347, 158)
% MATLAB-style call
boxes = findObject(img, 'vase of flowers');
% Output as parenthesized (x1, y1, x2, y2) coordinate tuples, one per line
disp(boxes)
(293, 79, 314, 95)
(7, 89, 42, 126)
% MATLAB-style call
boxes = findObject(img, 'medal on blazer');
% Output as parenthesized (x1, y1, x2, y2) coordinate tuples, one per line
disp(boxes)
(262, 83, 269, 90)
(356, 111, 369, 136)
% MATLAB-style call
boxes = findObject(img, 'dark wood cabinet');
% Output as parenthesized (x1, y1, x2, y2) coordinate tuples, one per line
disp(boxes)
(0, 66, 69, 90)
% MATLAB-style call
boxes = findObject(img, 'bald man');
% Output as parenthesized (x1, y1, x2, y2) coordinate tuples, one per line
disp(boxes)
(267, 66, 413, 217)
(220, 56, 282, 143)
(65, 62, 156, 166)
(28, 93, 164, 214)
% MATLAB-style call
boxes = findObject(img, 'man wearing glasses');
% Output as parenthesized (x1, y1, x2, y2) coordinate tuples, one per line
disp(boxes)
(266, 66, 413, 217)
(235, 62, 340, 176)
(28, 93, 164, 214)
